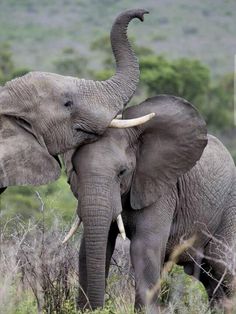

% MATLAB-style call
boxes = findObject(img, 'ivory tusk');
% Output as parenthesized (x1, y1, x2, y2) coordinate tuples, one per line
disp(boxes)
(62, 216, 81, 244)
(116, 114, 123, 119)
(116, 214, 126, 240)
(109, 112, 155, 128)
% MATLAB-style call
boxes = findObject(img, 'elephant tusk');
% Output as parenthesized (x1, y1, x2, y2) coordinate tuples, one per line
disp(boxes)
(62, 216, 81, 244)
(116, 214, 126, 240)
(109, 113, 155, 128)
(115, 114, 123, 119)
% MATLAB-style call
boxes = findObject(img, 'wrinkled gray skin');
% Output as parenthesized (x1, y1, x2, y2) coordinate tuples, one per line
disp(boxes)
(0, 9, 147, 189)
(63, 95, 236, 311)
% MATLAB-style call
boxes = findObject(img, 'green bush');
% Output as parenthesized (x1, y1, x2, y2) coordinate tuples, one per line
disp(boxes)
(0, 42, 30, 84)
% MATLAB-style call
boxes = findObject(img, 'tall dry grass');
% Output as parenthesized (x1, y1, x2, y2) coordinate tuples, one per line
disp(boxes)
(1, 214, 236, 313)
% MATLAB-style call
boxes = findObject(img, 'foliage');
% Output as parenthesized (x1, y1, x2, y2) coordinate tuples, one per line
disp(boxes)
(0, 174, 77, 225)
(140, 56, 234, 132)
(207, 73, 234, 131)
(53, 47, 89, 78)
(160, 265, 209, 313)
(0, 42, 29, 84)
(0, 42, 14, 84)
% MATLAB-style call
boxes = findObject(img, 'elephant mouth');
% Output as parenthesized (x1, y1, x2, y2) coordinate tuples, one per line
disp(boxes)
(62, 213, 126, 244)
(72, 124, 100, 145)
(74, 125, 98, 136)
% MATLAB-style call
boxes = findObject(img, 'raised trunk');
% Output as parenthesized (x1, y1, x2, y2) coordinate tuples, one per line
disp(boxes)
(101, 9, 148, 112)
(74, 10, 148, 132)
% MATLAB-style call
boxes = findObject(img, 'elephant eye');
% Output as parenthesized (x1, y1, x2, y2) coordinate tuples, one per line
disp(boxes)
(64, 100, 73, 108)
(118, 168, 127, 178)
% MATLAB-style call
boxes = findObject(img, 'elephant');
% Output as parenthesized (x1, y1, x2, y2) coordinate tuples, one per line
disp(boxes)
(0, 9, 149, 192)
(63, 95, 236, 312)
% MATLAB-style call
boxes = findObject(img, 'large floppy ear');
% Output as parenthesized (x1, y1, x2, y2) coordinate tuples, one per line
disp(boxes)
(123, 95, 208, 210)
(0, 115, 61, 188)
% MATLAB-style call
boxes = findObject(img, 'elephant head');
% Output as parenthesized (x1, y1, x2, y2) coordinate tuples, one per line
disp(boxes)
(0, 9, 148, 188)
(63, 95, 208, 309)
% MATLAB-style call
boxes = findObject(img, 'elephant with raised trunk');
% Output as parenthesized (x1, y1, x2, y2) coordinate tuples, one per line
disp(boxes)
(0, 9, 148, 191)
(64, 95, 236, 312)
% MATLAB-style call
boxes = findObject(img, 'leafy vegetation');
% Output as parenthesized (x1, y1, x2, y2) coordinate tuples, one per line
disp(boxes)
(53, 47, 90, 78)
(0, 42, 29, 85)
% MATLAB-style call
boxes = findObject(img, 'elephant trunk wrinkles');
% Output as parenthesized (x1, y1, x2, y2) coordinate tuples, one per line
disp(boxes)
(79, 181, 112, 309)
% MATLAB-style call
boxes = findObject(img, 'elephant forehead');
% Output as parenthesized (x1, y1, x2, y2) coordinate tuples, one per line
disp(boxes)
(77, 129, 131, 166)
(32, 72, 75, 93)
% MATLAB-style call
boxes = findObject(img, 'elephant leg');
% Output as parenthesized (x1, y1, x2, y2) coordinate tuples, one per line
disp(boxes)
(202, 210, 236, 308)
(198, 260, 226, 306)
(77, 235, 89, 310)
(130, 221, 172, 313)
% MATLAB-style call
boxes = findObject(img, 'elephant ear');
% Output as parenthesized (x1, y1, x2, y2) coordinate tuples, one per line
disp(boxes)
(123, 95, 207, 210)
(0, 115, 61, 188)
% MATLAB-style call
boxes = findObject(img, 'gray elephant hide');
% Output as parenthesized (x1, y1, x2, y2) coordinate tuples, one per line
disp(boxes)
(0, 115, 60, 188)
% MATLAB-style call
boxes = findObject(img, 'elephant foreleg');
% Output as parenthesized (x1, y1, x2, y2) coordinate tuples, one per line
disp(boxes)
(129, 200, 174, 313)
(130, 234, 167, 314)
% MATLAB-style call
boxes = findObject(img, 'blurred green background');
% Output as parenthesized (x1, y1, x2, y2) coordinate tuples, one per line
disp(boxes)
(0, 0, 235, 224)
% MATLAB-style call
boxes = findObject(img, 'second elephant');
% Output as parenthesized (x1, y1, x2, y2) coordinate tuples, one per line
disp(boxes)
(64, 95, 236, 312)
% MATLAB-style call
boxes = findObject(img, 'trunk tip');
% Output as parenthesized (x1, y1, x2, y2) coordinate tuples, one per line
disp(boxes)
(137, 9, 149, 22)
(115, 9, 149, 24)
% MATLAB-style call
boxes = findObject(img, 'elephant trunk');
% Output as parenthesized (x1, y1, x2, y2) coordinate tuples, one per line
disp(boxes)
(79, 180, 112, 309)
(83, 211, 110, 309)
(103, 9, 149, 107)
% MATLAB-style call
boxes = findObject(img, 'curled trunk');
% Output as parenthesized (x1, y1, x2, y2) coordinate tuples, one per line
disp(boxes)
(103, 9, 149, 107)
